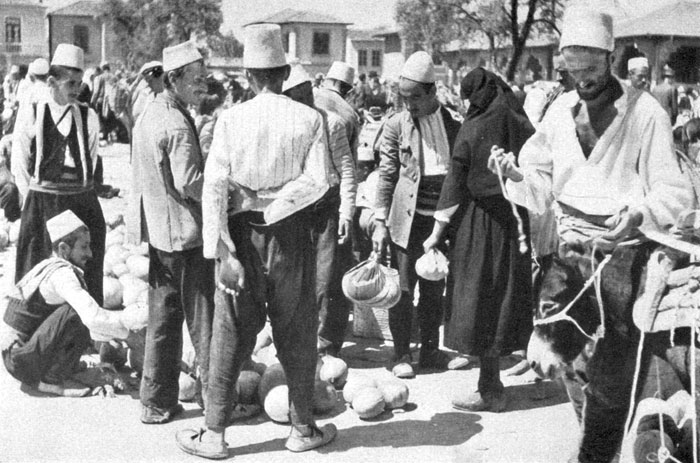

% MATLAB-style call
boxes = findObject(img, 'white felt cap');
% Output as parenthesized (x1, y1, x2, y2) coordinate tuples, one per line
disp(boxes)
(29, 58, 49, 76)
(163, 42, 202, 72)
(627, 57, 649, 71)
(282, 63, 311, 92)
(326, 61, 354, 85)
(243, 24, 287, 69)
(51, 44, 85, 70)
(559, 8, 614, 52)
(139, 60, 163, 74)
(47, 210, 87, 244)
(400, 51, 436, 84)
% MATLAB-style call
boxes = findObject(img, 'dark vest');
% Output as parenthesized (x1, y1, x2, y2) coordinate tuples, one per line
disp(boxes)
(3, 262, 86, 339)
(28, 103, 92, 190)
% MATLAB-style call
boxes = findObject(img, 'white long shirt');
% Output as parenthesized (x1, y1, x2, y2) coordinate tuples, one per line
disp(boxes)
(202, 93, 330, 259)
(506, 83, 694, 240)
(417, 108, 450, 177)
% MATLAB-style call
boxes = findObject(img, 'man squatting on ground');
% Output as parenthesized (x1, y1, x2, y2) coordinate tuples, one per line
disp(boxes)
(1, 210, 140, 397)
(128, 41, 215, 424)
(11, 44, 106, 307)
(489, 8, 695, 463)
(175, 24, 337, 459)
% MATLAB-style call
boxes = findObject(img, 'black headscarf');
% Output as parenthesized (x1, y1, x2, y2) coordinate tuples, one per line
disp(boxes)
(460, 68, 527, 120)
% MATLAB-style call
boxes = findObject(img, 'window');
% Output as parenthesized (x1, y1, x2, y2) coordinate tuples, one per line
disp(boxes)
(371, 49, 381, 67)
(358, 49, 367, 67)
(73, 25, 89, 53)
(5, 17, 21, 43)
(312, 31, 330, 55)
(282, 32, 289, 53)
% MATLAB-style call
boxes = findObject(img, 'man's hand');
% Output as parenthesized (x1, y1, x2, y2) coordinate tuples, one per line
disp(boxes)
(217, 253, 245, 295)
(487, 146, 524, 182)
(338, 218, 352, 245)
(594, 208, 644, 250)
(372, 220, 390, 259)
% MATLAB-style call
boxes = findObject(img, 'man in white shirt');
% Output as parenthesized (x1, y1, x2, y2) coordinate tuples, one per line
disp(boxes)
(627, 57, 650, 92)
(1, 210, 138, 397)
(176, 24, 336, 460)
(489, 8, 694, 463)
(283, 63, 357, 358)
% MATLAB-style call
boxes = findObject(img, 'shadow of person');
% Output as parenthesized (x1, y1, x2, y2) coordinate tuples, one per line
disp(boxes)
(228, 411, 482, 457)
(502, 379, 570, 412)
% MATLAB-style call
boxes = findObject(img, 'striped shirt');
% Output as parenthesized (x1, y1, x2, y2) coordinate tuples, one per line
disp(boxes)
(202, 93, 330, 259)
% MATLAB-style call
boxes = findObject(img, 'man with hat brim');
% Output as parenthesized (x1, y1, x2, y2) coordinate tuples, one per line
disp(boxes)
(627, 57, 650, 92)
(282, 63, 357, 358)
(372, 51, 462, 379)
(127, 40, 215, 425)
(11, 44, 107, 313)
(176, 23, 336, 459)
(488, 6, 695, 463)
(129, 61, 164, 125)
(1, 209, 140, 397)
(652, 63, 678, 124)
(315, 61, 360, 154)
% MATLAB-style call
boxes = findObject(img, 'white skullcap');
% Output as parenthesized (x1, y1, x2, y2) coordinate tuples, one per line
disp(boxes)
(627, 57, 649, 71)
(139, 60, 162, 74)
(326, 61, 354, 86)
(559, 7, 614, 52)
(29, 58, 49, 76)
(163, 42, 202, 72)
(400, 51, 436, 84)
(282, 63, 311, 93)
(47, 210, 87, 244)
(51, 44, 85, 71)
(243, 24, 287, 69)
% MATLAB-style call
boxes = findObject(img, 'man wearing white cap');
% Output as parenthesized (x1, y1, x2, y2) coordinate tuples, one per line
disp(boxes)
(627, 56, 650, 92)
(372, 51, 462, 378)
(129, 61, 164, 125)
(283, 63, 357, 358)
(177, 23, 336, 459)
(315, 61, 360, 153)
(652, 63, 678, 124)
(489, 7, 694, 462)
(11, 44, 106, 313)
(16, 59, 49, 111)
(1, 210, 140, 397)
(128, 41, 215, 425)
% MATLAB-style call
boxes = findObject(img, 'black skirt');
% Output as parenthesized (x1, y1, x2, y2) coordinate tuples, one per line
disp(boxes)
(444, 195, 532, 356)
(15, 189, 105, 305)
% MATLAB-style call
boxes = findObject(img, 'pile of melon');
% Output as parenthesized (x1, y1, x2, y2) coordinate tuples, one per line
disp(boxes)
(343, 373, 410, 420)
(102, 214, 149, 331)
(0, 217, 21, 251)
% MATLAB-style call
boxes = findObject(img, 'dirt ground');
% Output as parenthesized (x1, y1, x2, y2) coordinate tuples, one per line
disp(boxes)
(0, 143, 580, 463)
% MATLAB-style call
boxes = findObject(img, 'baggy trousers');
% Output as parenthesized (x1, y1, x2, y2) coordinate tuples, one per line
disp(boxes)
(2, 304, 91, 386)
(205, 211, 318, 430)
(139, 246, 214, 410)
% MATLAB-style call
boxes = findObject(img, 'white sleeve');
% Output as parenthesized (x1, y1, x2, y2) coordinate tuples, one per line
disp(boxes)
(11, 100, 35, 204)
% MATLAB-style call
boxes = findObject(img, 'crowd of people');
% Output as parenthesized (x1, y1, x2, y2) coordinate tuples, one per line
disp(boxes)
(0, 5, 699, 463)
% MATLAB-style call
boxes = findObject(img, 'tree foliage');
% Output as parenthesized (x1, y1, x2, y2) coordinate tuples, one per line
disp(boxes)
(395, 0, 565, 81)
(102, 0, 238, 69)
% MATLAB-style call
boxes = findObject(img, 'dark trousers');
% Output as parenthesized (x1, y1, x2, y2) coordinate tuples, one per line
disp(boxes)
(15, 189, 105, 305)
(389, 212, 445, 358)
(0, 180, 20, 222)
(311, 197, 352, 356)
(205, 211, 318, 430)
(139, 246, 214, 410)
(2, 304, 91, 386)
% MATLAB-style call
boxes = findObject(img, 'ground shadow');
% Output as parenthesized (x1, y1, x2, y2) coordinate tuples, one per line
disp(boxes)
(229, 411, 482, 457)
(504, 379, 570, 412)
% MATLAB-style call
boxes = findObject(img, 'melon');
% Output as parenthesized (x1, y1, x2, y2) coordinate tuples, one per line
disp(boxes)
(105, 245, 130, 267)
(0, 229, 9, 250)
(319, 356, 348, 388)
(133, 241, 149, 257)
(121, 275, 149, 306)
(103, 259, 114, 277)
(235, 370, 262, 405)
(135, 288, 148, 304)
(343, 374, 376, 404)
(103, 276, 123, 309)
(264, 385, 290, 423)
(178, 372, 197, 401)
(8, 220, 20, 243)
(352, 387, 385, 419)
(105, 213, 124, 230)
(258, 363, 287, 404)
(105, 229, 124, 248)
(112, 262, 129, 278)
(377, 379, 409, 409)
(313, 380, 340, 414)
(126, 254, 149, 281)
(122, 302, 148, 331)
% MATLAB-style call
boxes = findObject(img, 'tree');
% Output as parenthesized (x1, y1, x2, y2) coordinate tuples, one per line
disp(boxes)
(395, 0, 565, 81)
(103, 0, 227, 69)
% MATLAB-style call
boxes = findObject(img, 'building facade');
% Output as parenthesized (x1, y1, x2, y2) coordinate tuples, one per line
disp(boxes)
(0, 0, 48, 72)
